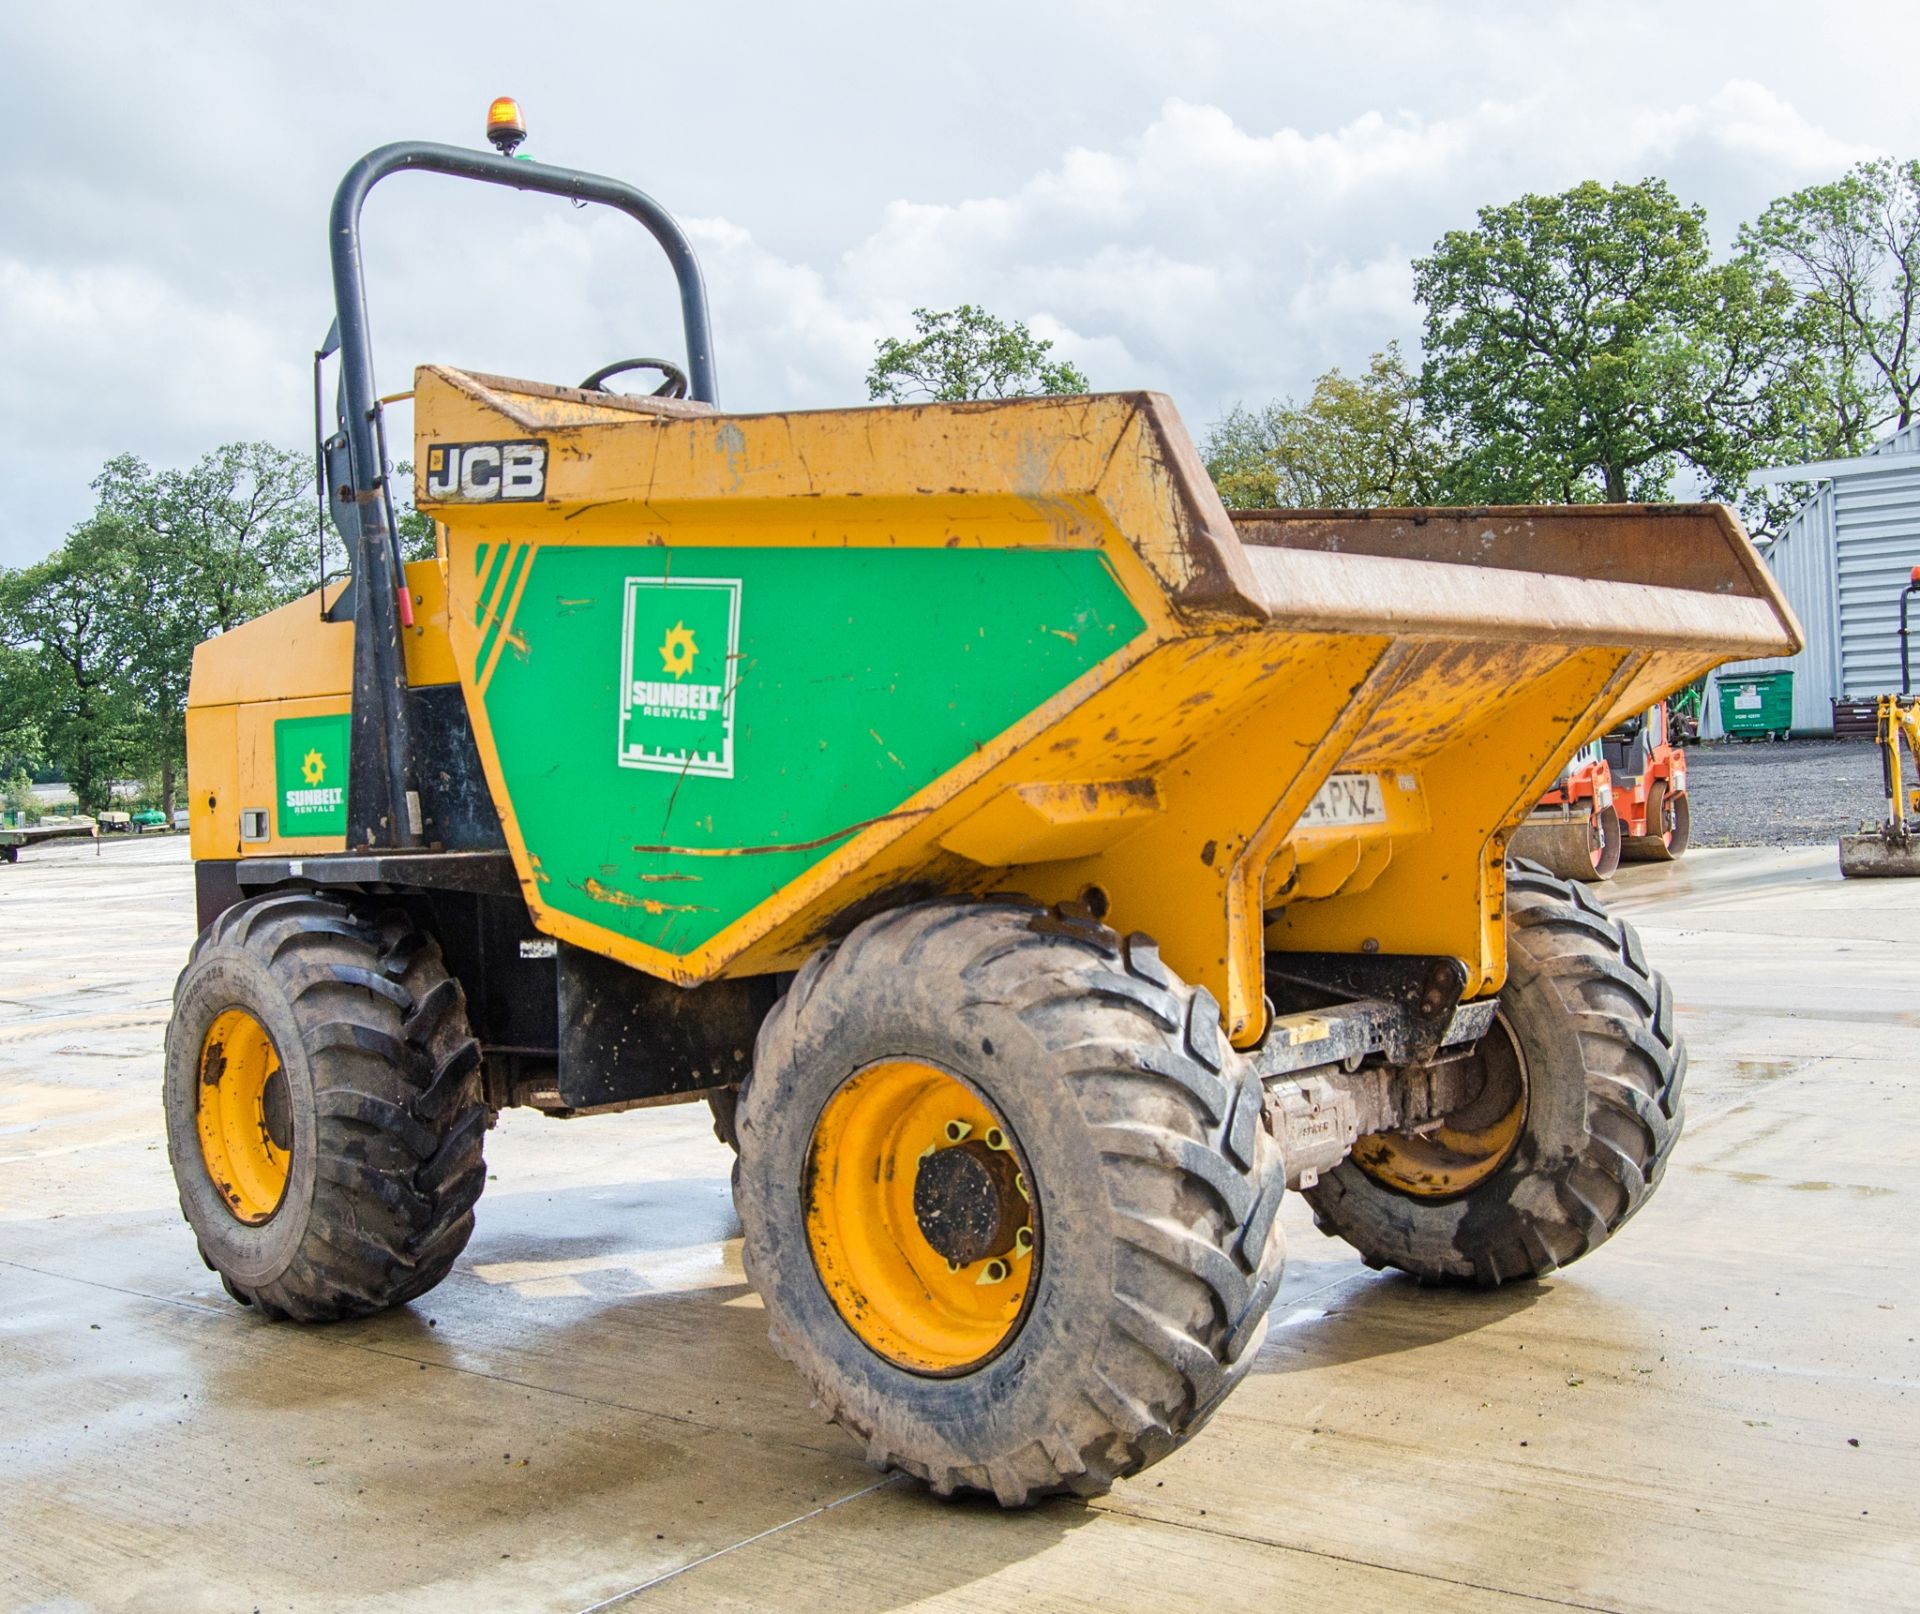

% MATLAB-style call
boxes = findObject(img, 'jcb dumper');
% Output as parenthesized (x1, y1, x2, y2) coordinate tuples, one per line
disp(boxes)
(167, 116, 1801, 1506)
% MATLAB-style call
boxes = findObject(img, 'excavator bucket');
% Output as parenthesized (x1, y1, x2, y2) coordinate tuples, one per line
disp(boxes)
(1840, 694, 1920, 877)
(1839, 831, 1920, 876)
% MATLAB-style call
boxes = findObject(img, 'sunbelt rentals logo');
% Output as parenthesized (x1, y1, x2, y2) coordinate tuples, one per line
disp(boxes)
(274, 713, 350, 836)
(618, 577, 741, 777)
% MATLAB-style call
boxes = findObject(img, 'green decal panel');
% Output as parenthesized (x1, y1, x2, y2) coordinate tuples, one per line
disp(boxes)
(620, 575, 740, 776)
(274, 713, 350, 838)
(479, 546, 1146, 957)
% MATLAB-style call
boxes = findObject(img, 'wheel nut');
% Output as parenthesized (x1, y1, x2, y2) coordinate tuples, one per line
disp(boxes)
(944, 1120, 972, 1142)
(985, 1127, 1006, 1150)
(975, 1258, 1009, 1285)
(1013, 1227, 1034, 1257)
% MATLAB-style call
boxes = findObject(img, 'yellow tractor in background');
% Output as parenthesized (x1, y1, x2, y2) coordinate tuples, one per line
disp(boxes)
(164, 105, 1802, 1505)
(1839, 568, 1920, 877)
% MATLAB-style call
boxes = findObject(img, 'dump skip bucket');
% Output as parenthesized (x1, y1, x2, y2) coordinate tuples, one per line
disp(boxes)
(406, 373, 1803, 1043)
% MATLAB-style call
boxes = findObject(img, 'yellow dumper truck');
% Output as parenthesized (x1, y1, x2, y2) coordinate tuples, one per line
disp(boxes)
(166, 110, 1801, 1505)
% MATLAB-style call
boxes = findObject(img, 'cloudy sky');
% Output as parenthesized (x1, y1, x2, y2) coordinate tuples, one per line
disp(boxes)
(6, 1, 1918, 566)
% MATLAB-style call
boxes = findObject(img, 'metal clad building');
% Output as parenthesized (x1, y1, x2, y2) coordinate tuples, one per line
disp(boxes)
(1703, 420, 1920, 737)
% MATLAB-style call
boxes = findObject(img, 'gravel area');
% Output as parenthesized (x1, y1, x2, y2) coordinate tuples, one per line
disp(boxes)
(1683, 735, 1888, 847)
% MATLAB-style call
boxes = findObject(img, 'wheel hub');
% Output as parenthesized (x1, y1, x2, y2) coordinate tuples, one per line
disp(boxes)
(195, 1007, 292, 1225)
(1350, 1015, 1528, 1199)
(804, 1059, 1039, 1374)
(913, 1136, 1025, 1266)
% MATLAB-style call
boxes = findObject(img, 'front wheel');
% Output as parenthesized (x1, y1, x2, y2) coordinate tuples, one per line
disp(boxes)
(735, 901, 1286, 1506)
(1624, 780, 1690, 862)
(1304, 866, 1684, 1285)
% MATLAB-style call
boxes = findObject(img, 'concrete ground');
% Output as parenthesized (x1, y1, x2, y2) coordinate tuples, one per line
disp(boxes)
(2, 836, 1914, 1612)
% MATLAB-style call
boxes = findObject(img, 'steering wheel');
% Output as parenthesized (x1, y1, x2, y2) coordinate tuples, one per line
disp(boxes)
(579, 357, 690, 399)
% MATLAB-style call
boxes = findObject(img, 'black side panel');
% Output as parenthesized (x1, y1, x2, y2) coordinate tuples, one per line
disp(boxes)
(408, 683, 506, 851)
(418, 888, 559, 1057)
(195, 861, 245, 932)
(557, 943, 775, 1107)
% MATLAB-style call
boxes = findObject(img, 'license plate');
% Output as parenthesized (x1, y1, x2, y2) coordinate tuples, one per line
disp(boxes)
(1298, 773, 1387, 828)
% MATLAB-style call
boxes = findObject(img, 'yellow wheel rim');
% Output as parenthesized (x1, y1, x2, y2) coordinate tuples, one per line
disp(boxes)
(804, 1059, 1037, 1375)
(196, 1008, 292, 1224)
(1351, 1016, 1528, 1199)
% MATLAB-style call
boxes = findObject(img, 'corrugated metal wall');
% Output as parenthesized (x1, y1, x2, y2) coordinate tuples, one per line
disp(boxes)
(1703, 421, 1920, 738)
(1835, 425, 1920, 697)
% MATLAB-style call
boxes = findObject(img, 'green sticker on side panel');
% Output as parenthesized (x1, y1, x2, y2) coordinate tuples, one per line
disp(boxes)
(274, 713, 350, 837)
(620, 575, 741, 777)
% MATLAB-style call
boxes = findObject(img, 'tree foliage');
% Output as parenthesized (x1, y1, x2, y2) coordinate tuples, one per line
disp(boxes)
(866, 305, 1088, 403)
(1414, 179, 1806, 527)
(1741, 157, 1920, 449)
(99, 443, 315, 805)
(0, 443, 317, 814)
(0, 518, 144, 812)
(93, 442, 316, 630)
(1203, 345, 1450, 508)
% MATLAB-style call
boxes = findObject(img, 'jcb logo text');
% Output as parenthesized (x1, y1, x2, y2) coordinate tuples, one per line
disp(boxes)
(424, 439, 548, 502)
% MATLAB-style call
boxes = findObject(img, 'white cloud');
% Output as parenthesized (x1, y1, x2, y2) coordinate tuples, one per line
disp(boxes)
(664, 82, 1879, 425)
(0, 0, 1908, 565)
(0, 257, 303, 549)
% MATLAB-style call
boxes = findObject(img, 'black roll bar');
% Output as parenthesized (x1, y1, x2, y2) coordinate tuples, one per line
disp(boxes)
(326, 140, 717, 849)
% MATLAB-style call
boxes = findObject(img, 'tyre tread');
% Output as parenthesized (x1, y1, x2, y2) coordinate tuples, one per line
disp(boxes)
(743, 898, 1286, 1505)
(1306, 863, 1684, 1285)
(173, 892, 487, 1323)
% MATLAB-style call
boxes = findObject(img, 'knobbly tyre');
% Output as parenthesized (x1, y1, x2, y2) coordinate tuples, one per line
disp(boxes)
(163, 102, 1803, 1506)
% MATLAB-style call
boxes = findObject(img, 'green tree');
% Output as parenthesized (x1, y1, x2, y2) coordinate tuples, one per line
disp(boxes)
(0, 518, 144, 814)
(0, 644, 47, 782)
(94, 443, 316, 627)
(1741, 158, 1920, 449)
(1202, 344, 1451, 508)
(1, 767, 37, 824)
(866, 305, 1089, 403)
(92, 442, 316, 811)
(391, 460, 439, 562)
(1415, 179, 1805, 527)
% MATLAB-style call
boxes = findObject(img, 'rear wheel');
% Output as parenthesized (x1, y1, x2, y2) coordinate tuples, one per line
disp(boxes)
(164, 892, 488, 1321)
(1304, 866, 1684, 1284)
(735, 900, 1286, 1505)
(1588, 802, 1623, 879)
(1623, 780, 1690, 862)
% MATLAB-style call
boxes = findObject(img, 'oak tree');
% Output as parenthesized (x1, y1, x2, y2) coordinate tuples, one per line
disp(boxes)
(1415, 179, 1804, 526)
(1203, 345, 1450, 508)
(866, 305, 1088, 403)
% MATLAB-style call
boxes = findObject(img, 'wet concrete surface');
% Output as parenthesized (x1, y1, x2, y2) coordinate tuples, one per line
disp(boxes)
(2, 836, 1914, 1611)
